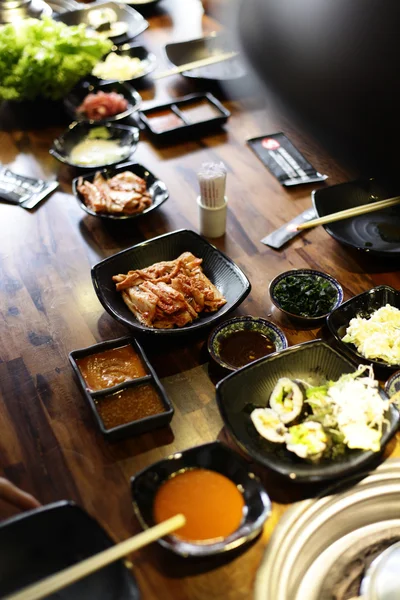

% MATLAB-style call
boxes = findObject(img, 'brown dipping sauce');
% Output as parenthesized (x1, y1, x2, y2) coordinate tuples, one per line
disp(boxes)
(219, 330, 276, 368)
(96, 384, 165, 430)
(76, 345, 147, 391)
(146, 110, 185, 133)
(153, 468, 245, 543)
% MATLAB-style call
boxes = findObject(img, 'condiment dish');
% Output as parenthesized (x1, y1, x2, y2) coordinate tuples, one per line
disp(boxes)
(164, 32, 246, 81)
(327, 285, 400, 371)
(130, 441, 271, 557)
(72, 161, 169, 220)
(385, 370, 400, 401)
(50, 122, 139, 169)
(269, 268, 343, 324)
(208, 315, 288, 371)
(216, 339, 399, 483)
(69, 335, 173, 441)
(55, 2, 148, 45)
(91, 229, 251, 336)
(93, 43, 157, 83)
(0, 501, 140, 599)
(312, 176, 400, 257)
(64, 80, 142, 124)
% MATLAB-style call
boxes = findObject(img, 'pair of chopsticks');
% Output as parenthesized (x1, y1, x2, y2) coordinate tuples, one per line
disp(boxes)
(4, 514, 185, 600)
(296, 195, 400, 231)
(153, 51, 239, 80)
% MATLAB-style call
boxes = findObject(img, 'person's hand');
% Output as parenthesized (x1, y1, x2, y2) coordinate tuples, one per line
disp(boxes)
(0, 478, 40, 511)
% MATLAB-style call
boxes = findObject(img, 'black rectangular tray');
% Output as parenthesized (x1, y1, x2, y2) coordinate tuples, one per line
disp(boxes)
(139, 92, 230, 142)
(69, 336, 173, 441)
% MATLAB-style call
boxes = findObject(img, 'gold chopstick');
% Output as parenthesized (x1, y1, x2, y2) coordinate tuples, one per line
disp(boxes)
(153, 51, 239, 80)
(296, 196, 400, 231)
(5, 514, 185, 600)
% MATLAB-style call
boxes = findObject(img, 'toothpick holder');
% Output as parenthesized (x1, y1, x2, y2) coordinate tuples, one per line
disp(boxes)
(197, 195, 228, 238)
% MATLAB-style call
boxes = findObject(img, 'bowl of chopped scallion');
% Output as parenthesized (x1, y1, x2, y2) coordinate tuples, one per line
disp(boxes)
(269, 269, 343, 324)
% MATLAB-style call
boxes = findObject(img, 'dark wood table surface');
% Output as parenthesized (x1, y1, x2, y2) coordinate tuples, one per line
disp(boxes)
(1, 1, 400, 598)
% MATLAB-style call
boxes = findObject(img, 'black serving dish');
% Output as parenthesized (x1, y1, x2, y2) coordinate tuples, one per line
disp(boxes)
(139, 93, 230, 142)
(93, 43, 157, 83)
(91, 229, 251, 336)
(208, 315, 288, 371)
(69, 336, 173, 441)
(64, 81, 142, 125)
(216, 339, 400, 483)
(72, 161, 168, 220)
(269, 268, 344, 324)
(55, 2, 148, 45)
(50, 122, 139, 169)
(164, 33, 246, 81)
(312, 177, 400, 256)
(327, 285, 400, 371)
(130, 441, 271, 557)
(0, 501, 140, 599)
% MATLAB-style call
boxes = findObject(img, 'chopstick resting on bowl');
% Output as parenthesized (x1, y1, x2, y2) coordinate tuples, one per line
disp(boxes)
(153, 51, 239, 80)
(296, 196, 400, 230)
(4, 514, 185, 600)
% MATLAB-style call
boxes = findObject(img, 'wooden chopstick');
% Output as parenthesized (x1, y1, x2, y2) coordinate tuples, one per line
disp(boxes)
(5, 514, 185, 600)
(153, 51, 239, 80)
(296, 196, 400, 230)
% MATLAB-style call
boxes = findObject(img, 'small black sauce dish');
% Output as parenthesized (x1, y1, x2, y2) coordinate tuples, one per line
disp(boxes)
(0, 501, 140, 599)
(269, 268, 343, 324)
(50, 122, 139, 169)
(72, 161, 168, 220)
(69, 336, 173, 441)
(93, 43, 157, 83)
(91, 229, 251, 336)
(130, 441, 271, 557)
(216, 339, 400, 483)
(208, 315, 288, 371)
(139, 92, 230, 143)
(327, 285, 400, 371)
(64, 81, 142, 125)
(55, 2, 148, 45)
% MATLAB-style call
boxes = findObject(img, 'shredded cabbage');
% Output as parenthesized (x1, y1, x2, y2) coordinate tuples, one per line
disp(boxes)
(0, 17, 112, 101)
(342, 304, 400, 365)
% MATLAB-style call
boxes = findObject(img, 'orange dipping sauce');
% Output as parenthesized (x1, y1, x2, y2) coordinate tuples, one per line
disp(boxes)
(153, 468, 245, 543)
(76, 345, 147, 391)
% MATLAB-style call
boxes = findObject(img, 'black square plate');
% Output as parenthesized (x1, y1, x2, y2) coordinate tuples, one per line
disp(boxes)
(312, 177, 400, 256)
(0, 501, 140, 598)
(91, 229, 251, 335)
(72, 161, 168, 220)
(216, 339, 399, 483)
(69, 336, 173, 441)
(327, 285, 400, 370)
(131, 441, 271, 557)
(55, 2, 148, 45)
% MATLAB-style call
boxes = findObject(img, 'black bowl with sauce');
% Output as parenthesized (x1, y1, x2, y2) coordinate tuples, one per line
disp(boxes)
(69, 336, 173, 441)
(131, 441, 271, 557)
(208, 316, 288, 371)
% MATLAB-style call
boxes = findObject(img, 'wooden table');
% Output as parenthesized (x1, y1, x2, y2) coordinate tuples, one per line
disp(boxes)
(1, 1, 399, 598)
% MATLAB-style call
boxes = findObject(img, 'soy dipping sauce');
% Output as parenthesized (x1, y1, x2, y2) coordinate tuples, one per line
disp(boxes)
(219, 330, 276, 369)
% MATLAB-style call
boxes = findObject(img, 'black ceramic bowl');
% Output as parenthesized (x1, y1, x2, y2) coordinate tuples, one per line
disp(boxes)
(91, 229, 251, 336)
(55, 2, 148, 45)
(0, 501, 140, 599)
(312, 177, 400, 257)
(208, 315, 288, 371)
(72, 161, 168, 220)
(130, 441, 271, 557)
(50, 122, 139, 169)
(64, 81, 142, 124)
(327, 285, 400, 371)
(269, 268, 343, 324)
(69, 336, 173, 441)
(164, 33, 246, 81)
(92, 43, 157, 83)
(216, 339, 399, 483)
